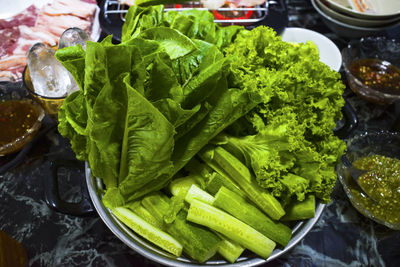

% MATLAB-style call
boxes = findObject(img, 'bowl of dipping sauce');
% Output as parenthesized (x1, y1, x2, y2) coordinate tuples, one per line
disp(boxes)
(342, 37, 400, 105)
(337, 131, 400, 230)
(0, 83, 45, 156)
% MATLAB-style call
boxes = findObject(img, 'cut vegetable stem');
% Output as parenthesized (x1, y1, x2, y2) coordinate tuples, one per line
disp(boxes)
(214, 186, 292, 246)
(187, 199, 276, 259)
(185, 184, 215, 205)
(199, 145, 285, 220)
(141, 192, 221, 263)
(112, 207, 182, 257)
(281, 194, 316, 221)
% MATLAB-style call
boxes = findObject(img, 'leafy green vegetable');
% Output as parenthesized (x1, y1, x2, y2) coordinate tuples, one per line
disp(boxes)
(140, 27, 197, 59)
(117, 74, 175, 201)
(172, 88, 261, 173)
(215, 26, 346, 204)
(56, 3, 347, 263)
(57, 6, 257, 204)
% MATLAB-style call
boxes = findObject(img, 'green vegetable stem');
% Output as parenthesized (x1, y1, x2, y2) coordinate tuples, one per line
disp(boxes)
(214, 186, 292, 246)
(187, 199, 276, 259)
(141, 193, 221, 263)
(281, 194, 316, 221)
(199, 145, 285, 220)
(112, 207, 183, 257)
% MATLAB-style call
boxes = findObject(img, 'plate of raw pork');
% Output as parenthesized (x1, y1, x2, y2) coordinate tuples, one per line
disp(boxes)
(0, 0, 100, 82)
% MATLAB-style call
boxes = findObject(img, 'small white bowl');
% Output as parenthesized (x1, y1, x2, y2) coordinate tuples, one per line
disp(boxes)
(280, 27, 342, 72)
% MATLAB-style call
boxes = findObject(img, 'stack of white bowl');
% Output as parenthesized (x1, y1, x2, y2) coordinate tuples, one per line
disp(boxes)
(311, 0, 400, 38)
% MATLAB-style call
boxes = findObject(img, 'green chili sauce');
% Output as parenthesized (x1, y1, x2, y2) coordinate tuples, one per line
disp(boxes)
(349, 155, 400, 225)
(0, 100, 40, 147)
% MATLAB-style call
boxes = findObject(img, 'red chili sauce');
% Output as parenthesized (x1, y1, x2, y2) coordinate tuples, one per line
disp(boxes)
(349, 58, 400, 95)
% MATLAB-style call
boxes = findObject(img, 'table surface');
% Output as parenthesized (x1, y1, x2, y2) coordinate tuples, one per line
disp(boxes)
(1, 1, 400, 266)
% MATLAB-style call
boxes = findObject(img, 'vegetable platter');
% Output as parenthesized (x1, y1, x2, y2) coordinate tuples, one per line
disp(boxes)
(56, 4, 346, 265)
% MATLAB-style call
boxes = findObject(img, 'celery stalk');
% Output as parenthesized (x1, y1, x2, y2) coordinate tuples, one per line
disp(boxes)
(199, 146, 285, 220)
(141, 193, 221, 263)
(182, 185, 245, 263)
(184, 158, 214, 180)
(112, 207, 183, 257)
(169, 175, 200, 197)
(214, 186, 292, 246)
(281, 194, 316, 221)
(185, 184, 215, 205)
(187, 199, 276, 259)
(125, 201, 165, 230)
(206, 172, 246, 198)
(215, 233, 245, 263)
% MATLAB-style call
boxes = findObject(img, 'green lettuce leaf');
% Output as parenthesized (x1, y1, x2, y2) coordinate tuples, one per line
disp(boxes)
(118, 73, 175, 200)
(121, 5, 164, 42)
(139, 27, 197, 59)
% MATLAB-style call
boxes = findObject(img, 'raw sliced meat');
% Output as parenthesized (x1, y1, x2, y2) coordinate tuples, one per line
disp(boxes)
(0, 55, 26, 71)
(119, 0, 134, 5)
(0, 70, 20, 81)
(42, 0, 98, 19)
(0, 55, 27, 82)
(35, 13, 92, 37)
(201, 0, 226, 10)
(0, 5, 38, 29)
(230, 0, 266, 7)
(19, 25, 58, 47)
(0, 27, 20, 58)
(200, 0, 267, 9)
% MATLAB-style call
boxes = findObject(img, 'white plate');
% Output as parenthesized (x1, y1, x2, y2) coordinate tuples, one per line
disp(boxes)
(280, 27, 342, 72)
(311, 0, 400, 38)
(91, 6, 102, 42)
(322, 0, 400, 19)
(316, 0, 400, 27)
(0, 0, 49, 19)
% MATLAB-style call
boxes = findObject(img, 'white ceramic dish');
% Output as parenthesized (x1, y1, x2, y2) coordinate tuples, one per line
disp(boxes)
(311, 0, 400, 38)
(322, 0, 400, 19)
(280, 27, 342, 72)
(316, 0, 400, 27)
(0, 0, 49, 19)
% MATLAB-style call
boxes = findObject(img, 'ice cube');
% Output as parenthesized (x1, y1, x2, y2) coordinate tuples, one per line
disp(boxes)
(58, 27, 90, 50)
(27, 42, 79, 98)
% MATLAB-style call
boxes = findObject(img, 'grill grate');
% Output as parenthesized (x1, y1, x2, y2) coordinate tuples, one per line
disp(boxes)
(103, 0, 269, 25)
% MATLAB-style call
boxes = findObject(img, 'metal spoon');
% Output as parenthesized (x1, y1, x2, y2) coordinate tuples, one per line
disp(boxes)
(341, 155, 378, 203)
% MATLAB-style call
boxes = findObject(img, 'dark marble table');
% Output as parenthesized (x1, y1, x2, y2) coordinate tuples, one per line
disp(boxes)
(1, 1, 400, 266)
